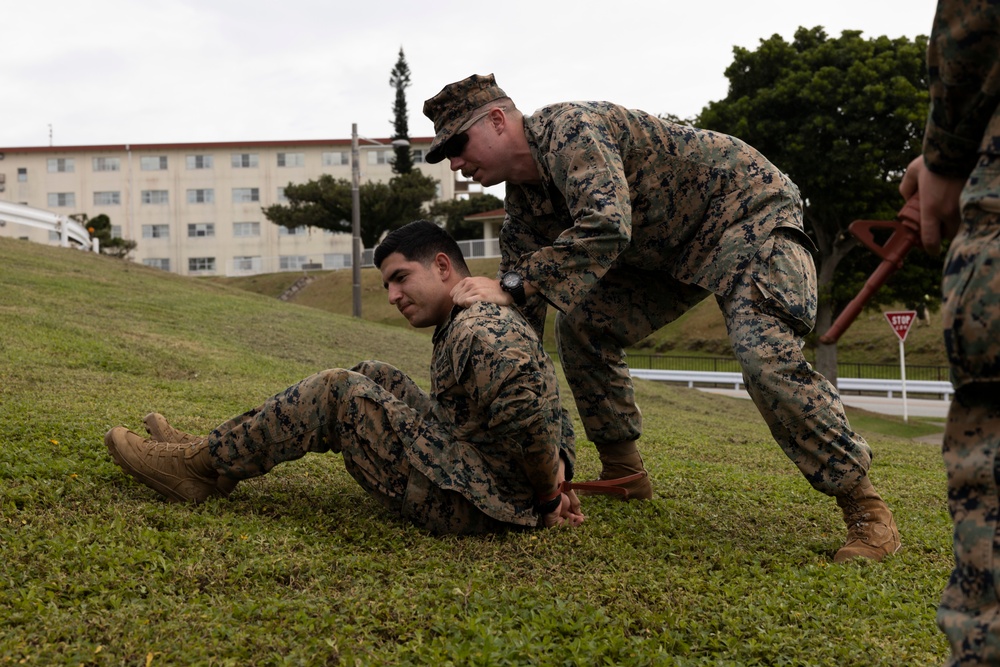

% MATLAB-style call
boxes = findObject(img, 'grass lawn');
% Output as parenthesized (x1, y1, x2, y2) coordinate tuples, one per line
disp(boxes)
(1, 238, 952, 666)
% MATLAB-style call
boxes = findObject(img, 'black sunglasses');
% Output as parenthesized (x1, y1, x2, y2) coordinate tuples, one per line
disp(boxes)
(441, 132, 469, 160)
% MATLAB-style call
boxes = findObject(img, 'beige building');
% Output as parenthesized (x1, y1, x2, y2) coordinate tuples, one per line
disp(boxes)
(0, 137, 466, 275)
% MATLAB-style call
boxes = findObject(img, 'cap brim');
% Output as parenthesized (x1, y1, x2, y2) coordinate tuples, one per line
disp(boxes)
(425, 143, 447, 164)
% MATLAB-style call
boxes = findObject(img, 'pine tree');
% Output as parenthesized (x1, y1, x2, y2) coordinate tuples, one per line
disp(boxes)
(389, 48, 414, 175)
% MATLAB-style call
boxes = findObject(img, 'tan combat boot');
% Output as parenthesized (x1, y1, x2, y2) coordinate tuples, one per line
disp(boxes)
(105, 426, 227, 503)
(834, 476, 901, 563)
(144, 412, 199, 444)
(142, 414, 239, 496)
(593, 440, 653, 500)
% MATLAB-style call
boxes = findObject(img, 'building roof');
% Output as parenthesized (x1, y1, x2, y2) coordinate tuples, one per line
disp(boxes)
(463, 208, 505, 222)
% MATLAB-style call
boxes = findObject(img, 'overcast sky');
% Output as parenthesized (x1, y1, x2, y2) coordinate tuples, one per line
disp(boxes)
(2, 0, 939, 151)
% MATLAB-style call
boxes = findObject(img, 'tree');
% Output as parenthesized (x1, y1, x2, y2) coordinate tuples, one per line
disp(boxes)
(697, 26, 936, 381)
(389, 47, 414, 175)
(70, 212, 136, 259)
(263, 171, 437, 248)
(428, 194, 505, 240)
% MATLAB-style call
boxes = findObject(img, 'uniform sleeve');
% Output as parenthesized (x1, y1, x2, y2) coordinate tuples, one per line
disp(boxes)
(924, 0, 1000, 176)
(510, 109, 634, 315)
(450, 320, 562, 497)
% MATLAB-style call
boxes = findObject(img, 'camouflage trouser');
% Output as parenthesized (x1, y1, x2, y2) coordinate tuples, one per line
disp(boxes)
(207, 360, 503, 535)
(556, 227, 871, 496)
(937, 152, 1000, 666)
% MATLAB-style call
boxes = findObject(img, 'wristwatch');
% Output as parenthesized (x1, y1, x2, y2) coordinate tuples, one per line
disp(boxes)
(500, 271, 527, 306)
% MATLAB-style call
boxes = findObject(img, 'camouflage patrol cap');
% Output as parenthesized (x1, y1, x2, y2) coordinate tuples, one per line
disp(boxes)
(423, 74, 508, 164)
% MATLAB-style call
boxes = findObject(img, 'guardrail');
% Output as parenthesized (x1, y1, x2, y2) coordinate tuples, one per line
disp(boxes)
(0, 200, 97, 252)
(629, 369, 954, 401)
(627, 353, 951, 382)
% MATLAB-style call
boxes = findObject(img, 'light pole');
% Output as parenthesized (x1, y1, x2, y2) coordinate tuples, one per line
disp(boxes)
(351, 124, 410, 318)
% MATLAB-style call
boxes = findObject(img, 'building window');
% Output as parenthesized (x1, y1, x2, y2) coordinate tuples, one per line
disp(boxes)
(142, 224, 170, 239)
(276, 187, 288, 202)
(186, 154, 214, 170)
(140, 156, 168, 171)
(411, 149, 425, 164)
(231, 153, 258, 168)
(188, 257, 216, 273)
(187, 223, 215, 238)
(279, 255, 308, 270)
(17, 168, 27, 182)
(233, 256, 262, 272)
(323, 253, 350, 269)
(47, 192, 75, 207)
(322, 151, 349, 167)
(277, 152, 305, 168)
(111, 225, 122, 239)
(47, 158, 75, 173)
(93, 191, 121, 206)
(143, 258, 170, 271)
(233, 221, 260, 237)
(278, 225, 307, 236)
(93, 157, 121, 172)
(232, 188, 259, 203)
(186, 188, 215, 204)
(367, 150, 392, 165)
(141, 190, 169, 205)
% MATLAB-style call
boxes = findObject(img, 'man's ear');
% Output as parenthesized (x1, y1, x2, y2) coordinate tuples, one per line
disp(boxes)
(433, 252, 452, 280)
(487, 107, 506, 135)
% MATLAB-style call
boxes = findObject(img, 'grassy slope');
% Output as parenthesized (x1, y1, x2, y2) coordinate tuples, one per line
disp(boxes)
(214, 258, 950, 367)
(1, 238, 951, 665)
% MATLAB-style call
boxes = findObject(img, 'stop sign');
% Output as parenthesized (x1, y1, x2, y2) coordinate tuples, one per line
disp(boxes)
(885, 310, 918, 342)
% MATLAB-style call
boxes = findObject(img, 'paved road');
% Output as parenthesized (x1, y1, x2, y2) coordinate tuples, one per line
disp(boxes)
(698, 388, 949, 419)
(699, 388, 947, 445)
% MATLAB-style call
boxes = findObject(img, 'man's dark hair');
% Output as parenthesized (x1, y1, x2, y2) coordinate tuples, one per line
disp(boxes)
(373, 220, 471, 276)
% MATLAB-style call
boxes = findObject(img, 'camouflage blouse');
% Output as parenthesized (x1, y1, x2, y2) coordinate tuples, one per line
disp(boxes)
(502, 102, 804, 316)
(924, 0, 1000, 175)
(409, 301, 575, 526)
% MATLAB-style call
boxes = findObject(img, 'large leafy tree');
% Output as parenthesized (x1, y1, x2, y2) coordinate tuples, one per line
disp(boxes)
(389, 48, 414, 175)
(262, 171, 437, 248)
(429, 194, 504, 240)
(697, 27, 935, 378)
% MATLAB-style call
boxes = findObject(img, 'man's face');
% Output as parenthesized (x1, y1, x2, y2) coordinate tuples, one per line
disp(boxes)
(378, 252, 453, 329)
(446, 115, 506, 187)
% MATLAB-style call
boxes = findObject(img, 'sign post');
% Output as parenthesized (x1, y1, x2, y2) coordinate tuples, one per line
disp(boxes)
(884, 310, 918, 422)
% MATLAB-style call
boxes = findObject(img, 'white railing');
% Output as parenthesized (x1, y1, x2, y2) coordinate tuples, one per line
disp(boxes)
(457, 237, 501, 259)
(629, 369, 954, 401)
(0, 200, 98, 252)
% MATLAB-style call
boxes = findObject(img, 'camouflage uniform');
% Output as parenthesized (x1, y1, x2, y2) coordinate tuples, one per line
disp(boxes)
(207, 302, 575, 535)
(922, 1, 1000, 663)
(502, 103, 871, 496)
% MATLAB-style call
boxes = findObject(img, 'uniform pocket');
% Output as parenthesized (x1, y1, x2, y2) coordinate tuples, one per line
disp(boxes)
(753, 227, 818, 336)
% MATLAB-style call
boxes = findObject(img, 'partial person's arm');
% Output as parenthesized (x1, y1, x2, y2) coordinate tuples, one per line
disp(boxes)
(903, 0, 1000, 254)
(450, 319, 582, 526)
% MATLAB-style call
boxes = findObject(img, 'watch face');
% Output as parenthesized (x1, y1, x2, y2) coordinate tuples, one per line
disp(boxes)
(502, 272, 521, 289)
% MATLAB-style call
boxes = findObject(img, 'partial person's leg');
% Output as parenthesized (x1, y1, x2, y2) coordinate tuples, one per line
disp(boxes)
(555, 267, 708, 499)
(108, 369, 500, 533)
(108, 369, 381, 502)
(719, 227, 898, 561)
(938, 386, 1000, 665)
(937, 157, 1000, 665)
(350, 360, 434, 416)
